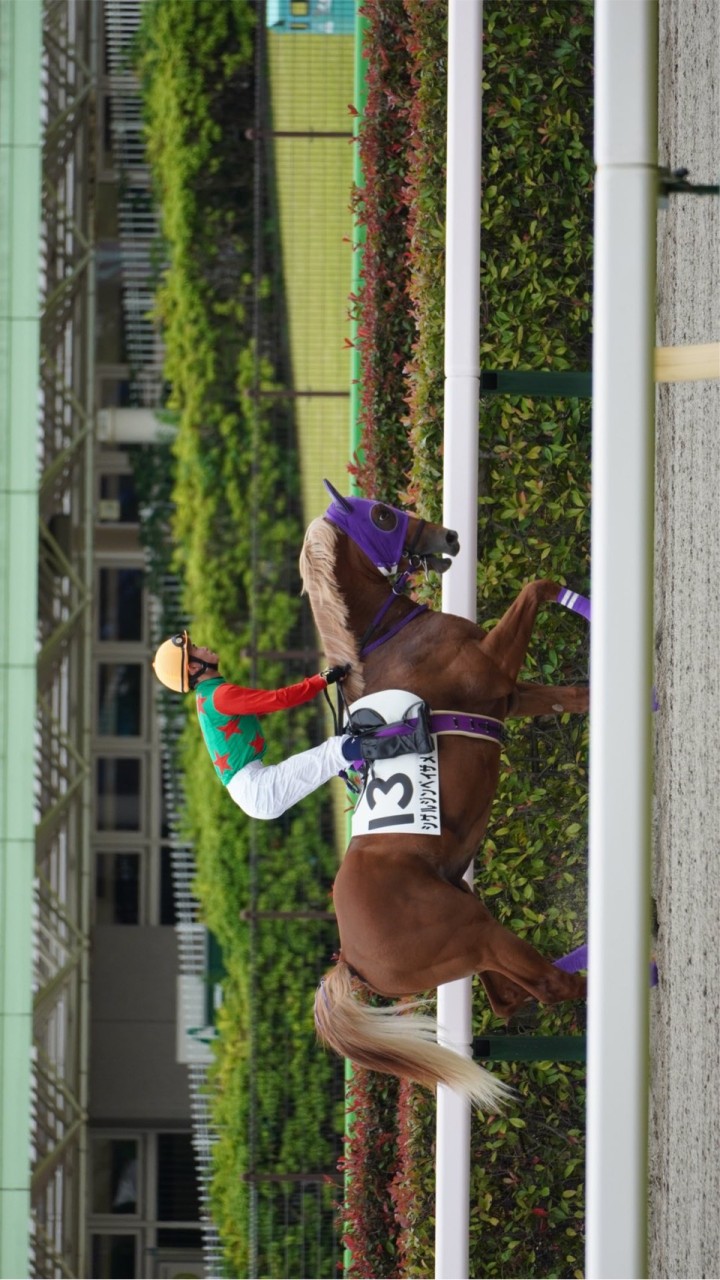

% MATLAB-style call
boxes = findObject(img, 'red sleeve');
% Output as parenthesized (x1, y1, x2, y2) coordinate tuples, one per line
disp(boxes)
(213, 673, 327, 716)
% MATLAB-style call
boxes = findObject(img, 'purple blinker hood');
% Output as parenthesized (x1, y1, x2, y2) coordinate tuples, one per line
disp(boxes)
(323, 479, 410, 575)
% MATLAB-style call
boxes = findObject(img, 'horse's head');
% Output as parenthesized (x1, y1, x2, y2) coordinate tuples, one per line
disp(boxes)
(322, 479, 460, 578)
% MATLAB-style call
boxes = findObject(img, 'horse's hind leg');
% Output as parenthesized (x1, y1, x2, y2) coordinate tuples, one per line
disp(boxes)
(480, 580, 566, 684)
(447, 880, 585, 1012)
(509, 681, 589, 716)
(478, 971, 534, 1019)
(472, 915, 587, 1013)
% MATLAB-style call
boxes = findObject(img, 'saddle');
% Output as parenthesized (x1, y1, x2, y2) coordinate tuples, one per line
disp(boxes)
(347, 699, 433, 761)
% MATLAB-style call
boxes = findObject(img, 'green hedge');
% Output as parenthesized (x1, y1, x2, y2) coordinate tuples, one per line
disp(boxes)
(343, 2, 593, 1277)
(137, 0, 594, 1273)
(136, 4, 344, 1275)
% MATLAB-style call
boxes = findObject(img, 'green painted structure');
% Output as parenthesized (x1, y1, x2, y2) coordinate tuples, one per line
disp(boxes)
(0, 2, 43, 1276)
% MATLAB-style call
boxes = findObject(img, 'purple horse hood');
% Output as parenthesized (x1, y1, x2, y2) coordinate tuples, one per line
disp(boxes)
(323, 479, 410, 575)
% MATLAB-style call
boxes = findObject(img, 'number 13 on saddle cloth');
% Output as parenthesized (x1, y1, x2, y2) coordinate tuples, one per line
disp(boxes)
(348, 690, 440, 836)
(347, 688, 503, 838)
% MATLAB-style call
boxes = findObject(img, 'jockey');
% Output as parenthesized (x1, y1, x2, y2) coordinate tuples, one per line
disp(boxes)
(152, 631, 361, 821)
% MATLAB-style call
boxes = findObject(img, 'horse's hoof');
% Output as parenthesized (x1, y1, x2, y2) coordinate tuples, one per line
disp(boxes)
(504, 1000, 540, 1029)
(572, 1001, 587, 1031)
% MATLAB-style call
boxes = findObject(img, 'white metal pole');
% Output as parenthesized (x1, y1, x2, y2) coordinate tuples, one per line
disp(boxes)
(586, 3, 657, 1277)
(436, 3, 483, 1278)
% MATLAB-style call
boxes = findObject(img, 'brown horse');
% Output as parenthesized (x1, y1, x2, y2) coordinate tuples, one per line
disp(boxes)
(300, 482, 588, 1110)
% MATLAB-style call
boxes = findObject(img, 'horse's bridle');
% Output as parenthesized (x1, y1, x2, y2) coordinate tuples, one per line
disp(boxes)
(403, 516, 427, 567)
(358, 518, 430, 658)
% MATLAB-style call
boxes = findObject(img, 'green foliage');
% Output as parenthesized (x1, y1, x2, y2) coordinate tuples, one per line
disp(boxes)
(343, 1, 593, 1276)
(383, 1076, 585, 1279)
(136, 4, 344, 1276)
(343, 1066, 401, 1278)
(349, 2, 416, 497)
(138, 0, 593, 1273)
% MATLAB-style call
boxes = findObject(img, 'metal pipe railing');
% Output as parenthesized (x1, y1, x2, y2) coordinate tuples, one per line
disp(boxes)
(586, 3, 658, 1276)
(435, 4, 483, 1278)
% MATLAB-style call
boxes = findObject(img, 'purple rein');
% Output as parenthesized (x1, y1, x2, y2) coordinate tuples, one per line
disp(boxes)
(358, 574, 428, 658)
(361, 583, 592, 658)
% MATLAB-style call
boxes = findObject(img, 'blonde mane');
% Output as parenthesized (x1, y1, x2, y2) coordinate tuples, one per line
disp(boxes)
(299, 517, 365, 702)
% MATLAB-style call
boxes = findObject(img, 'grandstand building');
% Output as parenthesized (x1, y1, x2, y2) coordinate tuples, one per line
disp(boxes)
(1, 2, 220, 1275)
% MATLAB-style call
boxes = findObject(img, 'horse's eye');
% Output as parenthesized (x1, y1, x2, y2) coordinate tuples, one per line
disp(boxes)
(370, 503, 398, 531)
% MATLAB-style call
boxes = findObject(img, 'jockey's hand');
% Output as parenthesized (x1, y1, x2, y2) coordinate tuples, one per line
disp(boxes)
(322, 663, 351, 685)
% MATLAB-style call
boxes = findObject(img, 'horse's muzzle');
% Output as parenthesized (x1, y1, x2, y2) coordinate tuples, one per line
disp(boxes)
(426, 530, 459, 572)
(425, 554, 454, 574)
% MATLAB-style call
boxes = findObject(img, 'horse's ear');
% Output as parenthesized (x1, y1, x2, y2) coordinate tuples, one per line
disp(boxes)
(323, 478, 353, 512)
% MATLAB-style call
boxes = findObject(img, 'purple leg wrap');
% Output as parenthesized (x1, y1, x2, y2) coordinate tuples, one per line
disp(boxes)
(554, 943, 659, 987)
(555, 589, 659, 709)
(554, 944, 588, 973)
(556, 588, 591, 622)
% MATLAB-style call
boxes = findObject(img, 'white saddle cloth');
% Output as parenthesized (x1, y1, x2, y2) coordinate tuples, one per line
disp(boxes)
(348, 688, 441, 837)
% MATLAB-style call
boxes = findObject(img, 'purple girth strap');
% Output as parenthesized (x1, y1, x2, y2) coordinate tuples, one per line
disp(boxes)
(431, 711, 504, 743)
(372, 710, 505, 746)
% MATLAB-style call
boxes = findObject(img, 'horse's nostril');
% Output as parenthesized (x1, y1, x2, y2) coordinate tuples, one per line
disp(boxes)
(446, 530, 459, 546)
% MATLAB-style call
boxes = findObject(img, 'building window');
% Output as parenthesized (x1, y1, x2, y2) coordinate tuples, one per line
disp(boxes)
(92, 1137, 140, 1215)
(96, 757, 142, 831)
(88, 1132, 203, 1278)
(99, 375, 132, 408)
(99, 472, 139, 523)
(90, 1233, 138, 1280)
(97, 663, 143, 737)
(156, 1227, 203, 1251)
(99, 567, 144, 642)
(95, 852, 141, 925)
(156, 1133, 200, 1224)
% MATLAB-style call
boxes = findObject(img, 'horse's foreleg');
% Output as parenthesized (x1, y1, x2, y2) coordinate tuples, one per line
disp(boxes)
(508, 681, 589, 717)
(479, 580, 564, 685)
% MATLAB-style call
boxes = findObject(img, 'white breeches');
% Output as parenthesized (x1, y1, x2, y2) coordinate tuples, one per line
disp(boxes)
(225, 737, 347, 820)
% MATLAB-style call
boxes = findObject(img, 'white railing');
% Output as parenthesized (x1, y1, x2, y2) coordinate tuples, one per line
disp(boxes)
(437, 5, 658, 1277)
(586, 3, 657, 1277)
(435, 3, 483, 1278)
(148, 588, 224, 1278)
(104, 0, 165, 405)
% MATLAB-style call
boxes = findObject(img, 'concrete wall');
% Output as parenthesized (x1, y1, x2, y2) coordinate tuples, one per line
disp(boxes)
(649, 0, 720, 1274)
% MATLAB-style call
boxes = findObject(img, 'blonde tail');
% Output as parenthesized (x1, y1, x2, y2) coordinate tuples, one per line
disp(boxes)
(314, 960, 513, 1113)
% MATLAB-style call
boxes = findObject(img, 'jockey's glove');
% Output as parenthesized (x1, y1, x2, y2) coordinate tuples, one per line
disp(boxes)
(322, 663, 351, 685)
